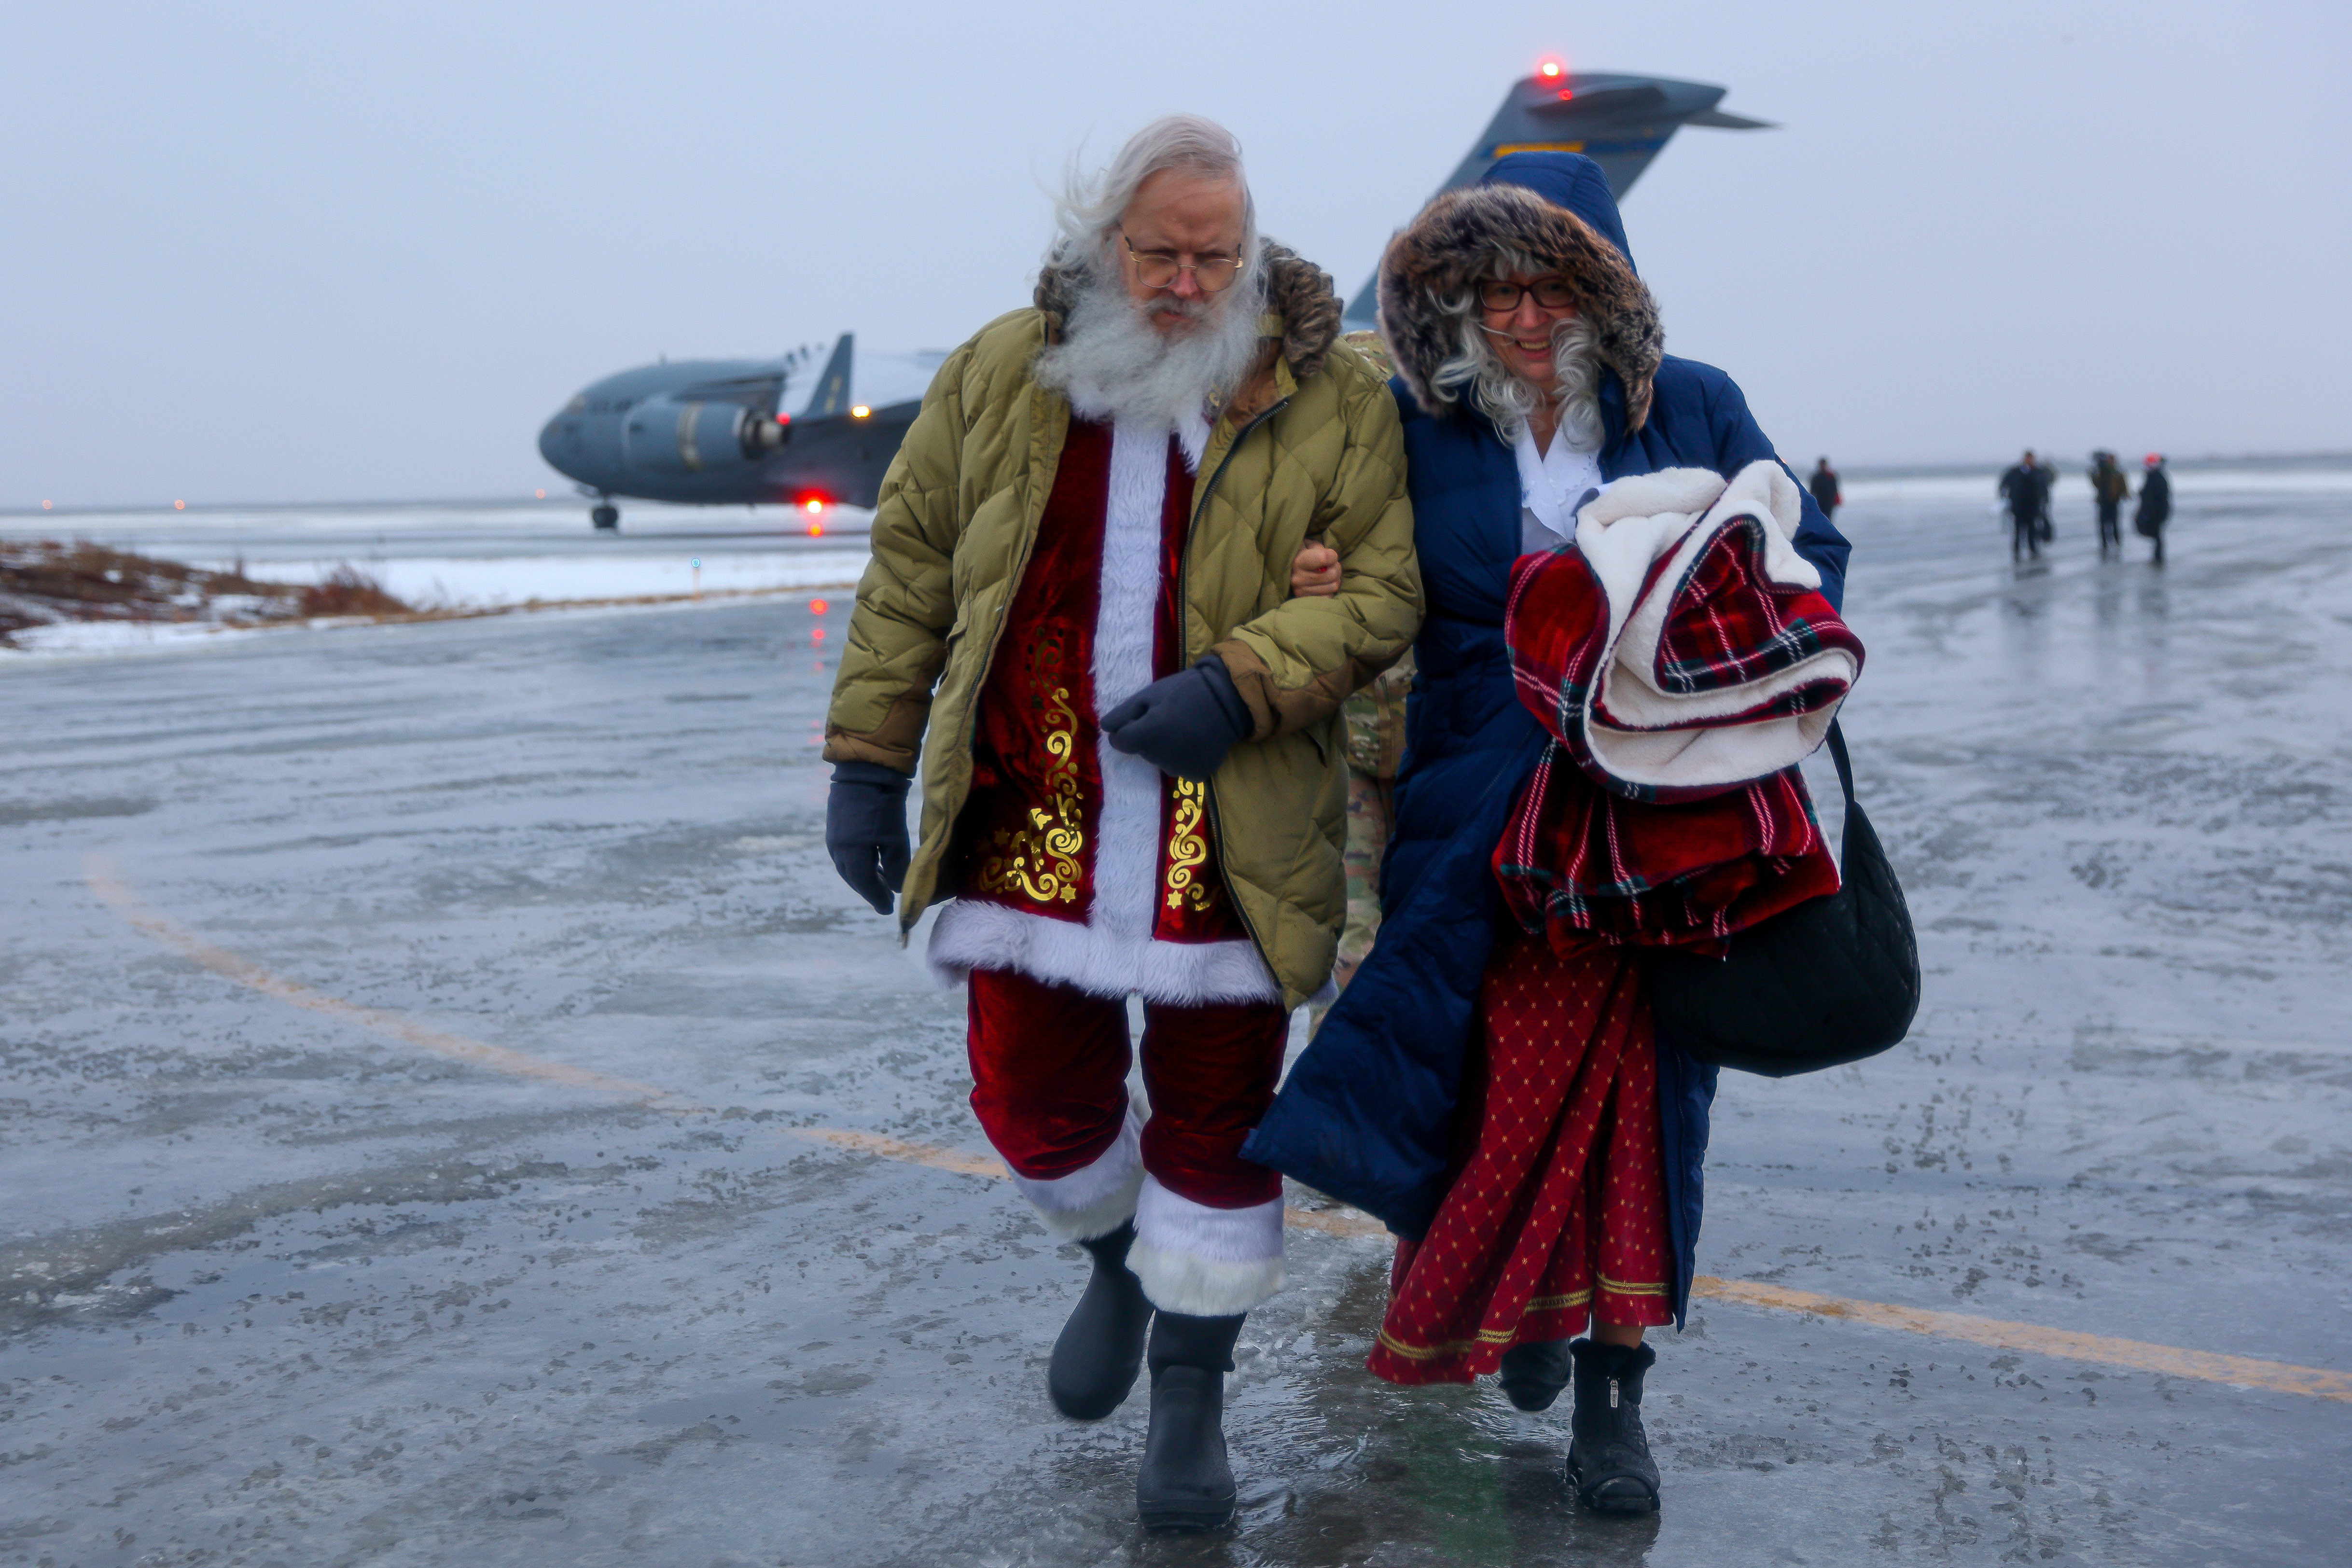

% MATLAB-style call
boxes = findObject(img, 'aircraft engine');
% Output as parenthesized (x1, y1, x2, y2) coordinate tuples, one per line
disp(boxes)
(621, 398, 785, 474)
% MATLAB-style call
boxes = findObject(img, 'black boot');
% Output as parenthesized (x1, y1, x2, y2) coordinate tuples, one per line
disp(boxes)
(1565, 1339, 1661, 1514)
(1047, 1221, 1154, 1421)
(1136, 1310, 1244, 1532)
(1498, 1338, 1574, 1412)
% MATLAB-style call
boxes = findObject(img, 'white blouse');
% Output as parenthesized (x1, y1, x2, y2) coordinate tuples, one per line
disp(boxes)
(1514, 421, 1604, 555)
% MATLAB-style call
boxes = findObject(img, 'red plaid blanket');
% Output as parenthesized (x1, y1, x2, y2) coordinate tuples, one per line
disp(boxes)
(1495, 463, 1859, 952)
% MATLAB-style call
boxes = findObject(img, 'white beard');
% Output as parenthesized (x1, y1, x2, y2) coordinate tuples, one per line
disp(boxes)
(1034, 259, 1268, 432)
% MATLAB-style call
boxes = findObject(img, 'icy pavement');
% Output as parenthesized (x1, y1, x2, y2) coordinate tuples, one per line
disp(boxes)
(1, 475, 2348, 1566)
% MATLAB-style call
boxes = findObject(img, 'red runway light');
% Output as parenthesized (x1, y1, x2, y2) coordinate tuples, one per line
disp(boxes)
(777, 412, 792, 425)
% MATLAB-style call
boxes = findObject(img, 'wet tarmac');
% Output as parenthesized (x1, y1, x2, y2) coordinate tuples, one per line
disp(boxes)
(3, 477, 2348, 1566)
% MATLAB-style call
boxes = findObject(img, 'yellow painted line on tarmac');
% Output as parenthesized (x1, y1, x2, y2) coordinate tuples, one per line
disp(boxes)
(787, 1125, 1008, 1179)
(86, 853, 2348, 1404)
(1689, 1277, 2352, 1403)
(85, 853, 704, 1113)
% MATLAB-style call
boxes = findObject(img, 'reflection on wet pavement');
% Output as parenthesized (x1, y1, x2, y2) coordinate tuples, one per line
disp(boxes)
(2, 484, 2348, 1565)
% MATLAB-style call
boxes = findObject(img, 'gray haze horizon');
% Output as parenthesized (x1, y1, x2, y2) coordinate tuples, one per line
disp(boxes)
(4, 0, 2347, 511)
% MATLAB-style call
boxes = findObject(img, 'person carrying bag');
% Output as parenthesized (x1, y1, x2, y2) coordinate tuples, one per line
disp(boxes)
(1244, 154, 1908, 1521)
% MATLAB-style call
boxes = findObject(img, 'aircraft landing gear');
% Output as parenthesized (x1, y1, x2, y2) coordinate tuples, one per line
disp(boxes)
(591, 501, 619, 531)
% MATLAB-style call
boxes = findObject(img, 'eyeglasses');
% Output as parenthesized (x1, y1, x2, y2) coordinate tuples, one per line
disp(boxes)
(1122, 235, 1246, 293)
(1477, 278, 1577, 314)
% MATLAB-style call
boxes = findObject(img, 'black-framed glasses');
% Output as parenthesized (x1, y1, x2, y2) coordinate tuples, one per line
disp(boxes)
(1477, 277, 1577, 313)
(1122, 234, 1246, 293)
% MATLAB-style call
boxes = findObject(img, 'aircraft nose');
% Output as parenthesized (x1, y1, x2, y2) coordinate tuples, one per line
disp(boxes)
(539, 400, 589, 478)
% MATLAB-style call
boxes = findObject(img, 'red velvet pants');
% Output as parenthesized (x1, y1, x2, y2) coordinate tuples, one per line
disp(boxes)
(966, 966, 1288, 1208)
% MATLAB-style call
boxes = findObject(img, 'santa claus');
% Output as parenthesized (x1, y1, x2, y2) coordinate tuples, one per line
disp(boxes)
(821, 114, 1419, 1529)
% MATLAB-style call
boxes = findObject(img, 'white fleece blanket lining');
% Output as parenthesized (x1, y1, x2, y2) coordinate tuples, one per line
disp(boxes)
(1571, 461, 1855, 791)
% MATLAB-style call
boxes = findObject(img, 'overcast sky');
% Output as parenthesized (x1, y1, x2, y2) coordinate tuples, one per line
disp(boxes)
(4, 0, 2347, 509)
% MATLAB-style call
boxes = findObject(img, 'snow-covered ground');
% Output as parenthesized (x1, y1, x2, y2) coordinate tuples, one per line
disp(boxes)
(8, 458, 2343, 640)
(1, 498, 877, 658)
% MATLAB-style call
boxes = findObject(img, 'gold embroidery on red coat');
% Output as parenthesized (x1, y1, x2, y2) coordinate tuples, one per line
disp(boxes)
(1164, 777, 1220, 912)
(977, 637, 1085, 904)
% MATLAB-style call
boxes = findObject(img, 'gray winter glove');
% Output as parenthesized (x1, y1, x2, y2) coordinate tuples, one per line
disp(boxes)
(826, 761, 911, 915)
(1100, 655, 1254, 782)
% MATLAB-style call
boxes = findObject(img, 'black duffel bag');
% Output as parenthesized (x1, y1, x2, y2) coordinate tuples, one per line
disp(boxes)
(1645, 722, 1920, 1076)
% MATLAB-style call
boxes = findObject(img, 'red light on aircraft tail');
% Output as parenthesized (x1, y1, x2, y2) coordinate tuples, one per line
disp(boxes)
(1558, 88, 1574, 100)
(1539, 60, 1562, 79)
(777, 412, 792, 425)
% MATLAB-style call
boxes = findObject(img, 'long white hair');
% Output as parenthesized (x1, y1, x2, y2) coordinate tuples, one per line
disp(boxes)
(1425, 251, 1605, 450)
(1038, 114, 1261, 303)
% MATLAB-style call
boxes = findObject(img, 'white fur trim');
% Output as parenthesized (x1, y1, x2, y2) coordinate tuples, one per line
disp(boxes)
(928, 901, 1281, 1003)
(926, 417, 1282, 1008)
(1128, 1176, 1286, 1315)
(1007, 1104, 1144, 1241)
(1090, 422, 1167, 951)
(1572, 461, 1854, 792)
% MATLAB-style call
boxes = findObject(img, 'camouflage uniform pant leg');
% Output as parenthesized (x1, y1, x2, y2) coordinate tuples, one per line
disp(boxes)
(1334, 768, 1397, 993)
(1309, 652, 1414, 1033)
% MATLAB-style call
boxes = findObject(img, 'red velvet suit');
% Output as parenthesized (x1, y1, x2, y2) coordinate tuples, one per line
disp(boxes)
(931, 416, 1289, 1315)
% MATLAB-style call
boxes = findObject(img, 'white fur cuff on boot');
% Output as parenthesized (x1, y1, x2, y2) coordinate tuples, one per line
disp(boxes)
(1128, 1175, 1285, 1316)
(1007, 1107, 1144, 1243)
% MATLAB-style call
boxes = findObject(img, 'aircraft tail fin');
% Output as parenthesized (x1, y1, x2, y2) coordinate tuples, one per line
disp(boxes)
(801, 333, 854, 418)
(1339, 68, 1766, 326)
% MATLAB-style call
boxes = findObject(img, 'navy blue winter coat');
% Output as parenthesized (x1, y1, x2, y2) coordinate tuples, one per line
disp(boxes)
(1243, 153, 1851, 1325)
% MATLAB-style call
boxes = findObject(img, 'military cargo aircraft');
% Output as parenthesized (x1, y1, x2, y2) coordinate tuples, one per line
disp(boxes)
(536, 62, 1767, 530)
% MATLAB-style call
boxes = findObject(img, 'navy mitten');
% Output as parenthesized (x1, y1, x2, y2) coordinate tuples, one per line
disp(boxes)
(1100, 655, 1253, 782)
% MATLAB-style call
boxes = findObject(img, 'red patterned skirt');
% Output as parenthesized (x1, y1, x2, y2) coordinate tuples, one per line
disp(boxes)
(1367, 929, 1674, 1385)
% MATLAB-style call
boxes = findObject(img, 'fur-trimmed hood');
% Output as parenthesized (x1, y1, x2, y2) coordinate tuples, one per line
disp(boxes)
(1378, 175, 1663, 435)
(1034, 240, 1345, 389)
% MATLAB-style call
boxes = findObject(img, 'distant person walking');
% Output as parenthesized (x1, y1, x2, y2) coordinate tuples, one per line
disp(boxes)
(2089, 451, 2130, 557)
(1809, 457, 1842, 522)
(2136, 453, 2172, 565)
(1999, 449, 2048, 561)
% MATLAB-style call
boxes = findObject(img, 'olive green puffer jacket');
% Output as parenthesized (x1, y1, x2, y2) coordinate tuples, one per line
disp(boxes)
(822, 245, 1420, 1009)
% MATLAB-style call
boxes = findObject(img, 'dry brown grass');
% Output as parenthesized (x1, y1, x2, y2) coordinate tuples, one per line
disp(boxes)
(0, 540, 413, 645)
(297, 564, 412, 619)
